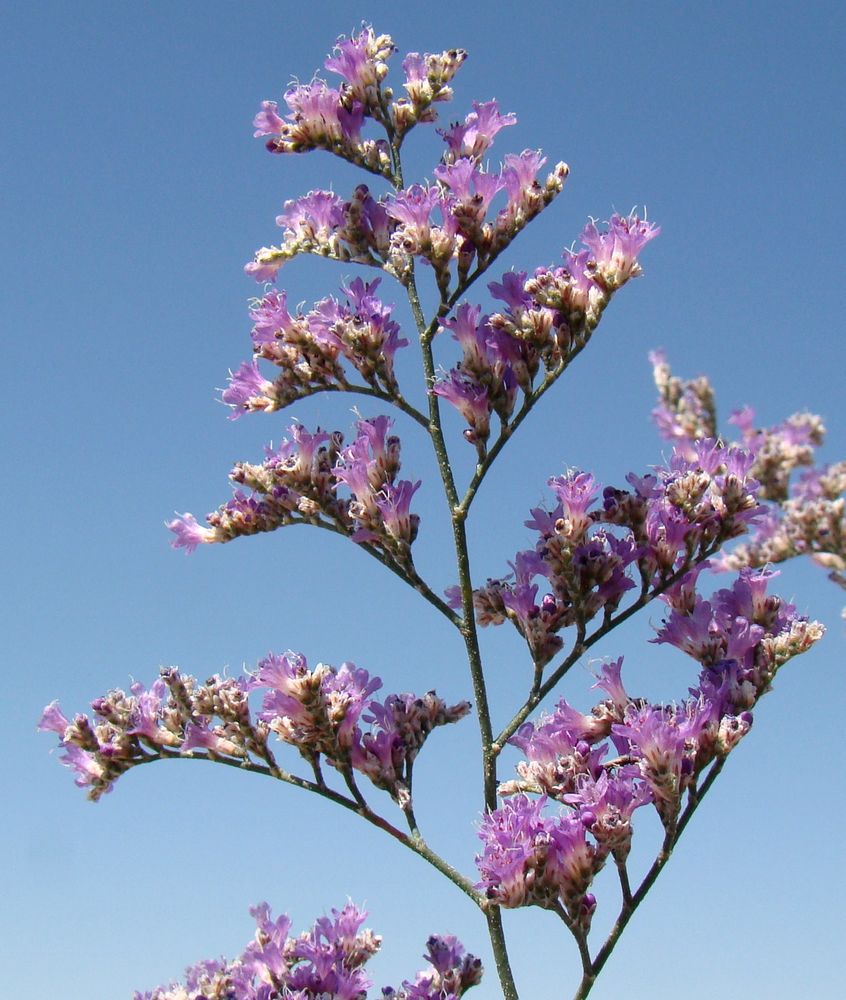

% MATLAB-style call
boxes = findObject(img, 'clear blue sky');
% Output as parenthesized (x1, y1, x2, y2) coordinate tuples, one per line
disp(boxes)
(5, 2, 845, 998)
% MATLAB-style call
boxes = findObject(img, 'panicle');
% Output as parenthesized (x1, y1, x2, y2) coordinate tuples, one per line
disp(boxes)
(457, 441, 761, 665)
(41, 651, 470, 815)
(223, 279, 408, 418)
(168, 416, 422, 572)
(133, 902, 383, 999)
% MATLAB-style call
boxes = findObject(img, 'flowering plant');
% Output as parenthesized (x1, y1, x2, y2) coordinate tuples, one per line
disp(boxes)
(40, 25, 839, 1000)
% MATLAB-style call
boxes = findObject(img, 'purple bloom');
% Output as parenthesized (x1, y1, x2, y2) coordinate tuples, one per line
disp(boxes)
(433, 371, 491, 443)
(249, 289, 296, 346)
(547, 470, 599, 541)
(38, 701, 70, 736)
(580, 212, 660, 290)
(277, 189, 346, 238)
(166, 512, 216, 554)
(374, 479, 421, 545)
(221, 359, 274, 418)
(476, 796, 599, 912)
(252, 99, 284, 137)
(502, 149, 547, 208)
(59, 744, 106, 790)
(439, 99, 517, 160)
(385, 184, 443, 230)
(489, 270, 531, 312)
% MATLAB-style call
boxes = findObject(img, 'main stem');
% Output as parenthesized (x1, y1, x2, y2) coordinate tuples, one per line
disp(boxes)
(402, 260, 519, 998)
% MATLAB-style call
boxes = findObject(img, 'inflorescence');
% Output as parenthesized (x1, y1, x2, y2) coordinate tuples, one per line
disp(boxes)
(40, 21, 833, 1000)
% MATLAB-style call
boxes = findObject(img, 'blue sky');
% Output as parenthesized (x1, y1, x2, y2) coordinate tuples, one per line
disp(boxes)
(5, 2, 845, 997)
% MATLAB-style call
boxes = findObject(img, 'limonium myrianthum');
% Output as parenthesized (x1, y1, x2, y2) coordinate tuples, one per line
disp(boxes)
(41, 22, 836, 1000)
(131, 901, 481, 1000)
(651, 351, 846, 612)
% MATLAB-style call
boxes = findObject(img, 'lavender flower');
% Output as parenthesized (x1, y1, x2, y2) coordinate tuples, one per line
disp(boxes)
(476, 796, 601, 917)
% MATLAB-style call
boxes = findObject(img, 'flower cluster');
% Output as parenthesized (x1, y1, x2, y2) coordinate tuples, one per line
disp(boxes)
(253, 26, 465, 175)
(246, 116, 567, 295)
(479, 579, 822, 917)
(383, 934, 484, 999)
(39, 651, 469, 810)
(134, 902, 377, 1000)
(456, 442, 761, 667)
(651, 354, 846, 601)
(431, 214, 659, 453)
(133, 901, 480, 1000)
(223, 279, 408, 416)
(168, 416, 421, 569)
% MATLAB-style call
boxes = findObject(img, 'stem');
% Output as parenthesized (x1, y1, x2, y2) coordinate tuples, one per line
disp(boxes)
(392, 134, 517, 994)
(268, 381, 429, 431)
(141, 749, 483, 906)
(485, 907, 520, 1000)
(304, 519, 461, 627)
(409, 273, 498, 809)
(571, 759, 726, 1000)
(457, 326, 599, 517)
(492, 548, 721, 751)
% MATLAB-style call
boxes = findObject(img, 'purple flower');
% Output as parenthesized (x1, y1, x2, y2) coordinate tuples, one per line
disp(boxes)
(249, 289, 296, 346)
(374, 479, 421, 545)
(385, 184, 443, 230)
(166, 512, 216, 554)
(252, 99, 284, 137)
(277, 189, 346, 239)
(221, 359, 274, 418)
(433, 371, 491, 443)
(547, 470, 599, 541)
(38, 701, 70, 737)
(439, 99, 517, 161)
(59, 744, 106, 790)
(580, 212, 660, 290)
(476, 796, 599, 912)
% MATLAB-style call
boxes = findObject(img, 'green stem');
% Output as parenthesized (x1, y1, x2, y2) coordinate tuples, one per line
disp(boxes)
(141, 749, 483, 906)
(457, 327, 599, 518)
(304, 519, 461, 627)
(571, 759, 726, 1000)
(492, 547, 722, 751)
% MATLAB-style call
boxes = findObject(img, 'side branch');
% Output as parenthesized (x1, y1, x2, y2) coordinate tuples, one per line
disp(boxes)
(142, 749, 483, 906)
(571, 759, 726, 1000)
(492, 548, 721, 751)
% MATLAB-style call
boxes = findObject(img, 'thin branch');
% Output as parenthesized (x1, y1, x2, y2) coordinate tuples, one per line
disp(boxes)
(296, 518, 461, 627)
(140, 749, 483, 906)
(492, 547, 722, 751)
(456, 330, 599, 518)
(571, 759, 726, 1000)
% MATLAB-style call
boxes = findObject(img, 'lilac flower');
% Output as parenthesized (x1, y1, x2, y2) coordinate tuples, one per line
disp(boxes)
(324, 26, 395, 107)
(37, 701, 70, 737)
(249, 289, 297, 346)
(476, 796, 600, 913)
(612, 705, 695, 827)
(166, 512, 217, 553)
(432, 371, 491, 444)
(374, 480, 421, 545)
(277, 189, 346, 240)
(59, 744, 106, 790)
(564, 769, 651, 859)
(547, 470, 599, 542)
(502, 150, 547, 210)
(399, 47, 467, 119)
(386, 934, 483, 998)
(385, 184, 443, 231)
(221, 359, 275, 418)
(253, 99, 284, 137)
(439, 99, 517, 161)
(580, 212, 660, 290)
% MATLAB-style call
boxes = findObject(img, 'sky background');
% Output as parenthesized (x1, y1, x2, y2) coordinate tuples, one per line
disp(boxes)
(5, 1, 846, 997)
